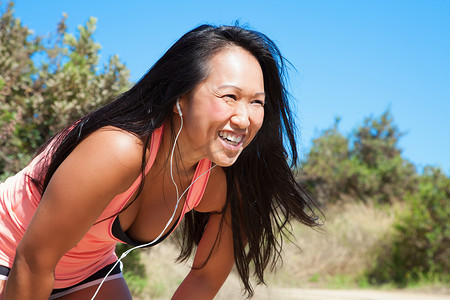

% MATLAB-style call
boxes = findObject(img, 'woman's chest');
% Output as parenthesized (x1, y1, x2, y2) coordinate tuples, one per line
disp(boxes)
(116, 169, 194, 243)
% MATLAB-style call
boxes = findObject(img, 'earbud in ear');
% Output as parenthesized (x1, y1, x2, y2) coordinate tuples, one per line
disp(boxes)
(176, 99, 182, 117)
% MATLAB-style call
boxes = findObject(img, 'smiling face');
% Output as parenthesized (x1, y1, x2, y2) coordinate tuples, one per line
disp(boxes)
(176, 46, 265, 167)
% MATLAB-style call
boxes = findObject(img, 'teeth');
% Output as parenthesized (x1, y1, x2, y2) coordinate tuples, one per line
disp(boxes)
(219, 131, 243, 145)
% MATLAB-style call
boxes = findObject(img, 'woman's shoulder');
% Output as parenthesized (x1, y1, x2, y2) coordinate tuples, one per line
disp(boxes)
(69, 126, 145, 184)
(86, 126, 143, 160)
(90, 126, 144, 154)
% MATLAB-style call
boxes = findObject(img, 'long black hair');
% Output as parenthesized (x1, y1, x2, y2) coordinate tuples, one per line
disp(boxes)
(32, 24, 320, 297)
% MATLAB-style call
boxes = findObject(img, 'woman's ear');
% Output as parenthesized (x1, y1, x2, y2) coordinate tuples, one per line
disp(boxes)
(172, 96, 188, 117)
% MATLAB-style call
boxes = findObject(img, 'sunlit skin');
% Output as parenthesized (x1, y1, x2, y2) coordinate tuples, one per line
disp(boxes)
(0, 46, 265, 299)
(174, 46, 265, 169)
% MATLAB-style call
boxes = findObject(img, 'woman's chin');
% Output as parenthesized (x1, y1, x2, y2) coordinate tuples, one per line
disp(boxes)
(210, 152, 241, 167)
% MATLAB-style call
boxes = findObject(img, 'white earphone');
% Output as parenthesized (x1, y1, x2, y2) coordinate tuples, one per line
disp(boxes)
(176, 98, 182, 117)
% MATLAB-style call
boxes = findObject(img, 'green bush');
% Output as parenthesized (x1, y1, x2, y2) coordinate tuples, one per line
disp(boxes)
(368, 166, 450, 286)
(116, 244, 148, 296)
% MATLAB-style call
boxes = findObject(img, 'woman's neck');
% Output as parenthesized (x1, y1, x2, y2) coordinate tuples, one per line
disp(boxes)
(155, 118, 200, 176)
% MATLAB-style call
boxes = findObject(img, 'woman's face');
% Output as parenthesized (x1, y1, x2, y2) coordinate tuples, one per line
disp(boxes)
(178, 46, 265, 167)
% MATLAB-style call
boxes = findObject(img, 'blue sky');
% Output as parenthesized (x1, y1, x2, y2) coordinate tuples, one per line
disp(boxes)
(9, 0, 450, 173)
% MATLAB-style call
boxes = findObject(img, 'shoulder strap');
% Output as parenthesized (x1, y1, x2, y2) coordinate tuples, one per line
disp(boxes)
(171, 158, 212, 231)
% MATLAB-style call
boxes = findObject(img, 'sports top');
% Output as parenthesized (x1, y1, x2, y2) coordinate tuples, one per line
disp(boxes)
(0, 126, 212, 288)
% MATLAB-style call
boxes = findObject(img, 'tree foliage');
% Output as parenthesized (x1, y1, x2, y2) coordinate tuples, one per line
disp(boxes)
(369, 166, 450, 285)
(301, 111, 417, 204)
(0, 2, 130, 179)
(300, 117, 352, 203)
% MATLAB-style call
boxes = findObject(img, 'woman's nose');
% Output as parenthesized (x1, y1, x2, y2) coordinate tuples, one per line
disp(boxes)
(230, 103, 250, 129)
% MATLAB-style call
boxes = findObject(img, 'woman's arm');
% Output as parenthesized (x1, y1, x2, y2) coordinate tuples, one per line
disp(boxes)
(5, 128, 143, 300)
(172, 167, 236, 300)
(172, 208, 235, 300)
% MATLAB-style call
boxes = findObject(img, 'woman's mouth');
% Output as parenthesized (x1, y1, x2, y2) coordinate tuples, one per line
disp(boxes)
(218, 131, 244, 146)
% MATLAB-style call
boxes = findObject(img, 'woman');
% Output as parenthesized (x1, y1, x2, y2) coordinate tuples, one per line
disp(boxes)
(0, 24, 320, 299)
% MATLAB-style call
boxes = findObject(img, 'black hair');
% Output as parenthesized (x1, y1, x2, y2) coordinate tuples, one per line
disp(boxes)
(32, 24, 321, 297)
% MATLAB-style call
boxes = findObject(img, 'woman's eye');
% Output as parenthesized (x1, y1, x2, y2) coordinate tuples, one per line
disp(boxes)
(253, 100, 265, 106)
(223, 94, 237, 101)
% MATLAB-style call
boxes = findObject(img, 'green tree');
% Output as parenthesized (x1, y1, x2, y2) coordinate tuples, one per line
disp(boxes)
(0, 1, 41, 176)
(350, 111, 417, 203)
(301, 117, 351, 204)
(0, 2, 130, 179)
(301, 111, 417, 204)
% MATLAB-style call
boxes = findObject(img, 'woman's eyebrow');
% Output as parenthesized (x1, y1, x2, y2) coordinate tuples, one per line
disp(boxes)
(217, 84, 242, 91)
(217, 85, 265, 96)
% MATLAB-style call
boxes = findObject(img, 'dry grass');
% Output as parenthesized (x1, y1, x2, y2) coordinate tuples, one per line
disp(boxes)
(132, 202, 397, 298)
(133, 240, 247, 299)
(133, 243, 187, 300)
(267, 202, 397, 288)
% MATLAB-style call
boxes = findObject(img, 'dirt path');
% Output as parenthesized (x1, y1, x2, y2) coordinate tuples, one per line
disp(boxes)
(255, 288, 450, 300)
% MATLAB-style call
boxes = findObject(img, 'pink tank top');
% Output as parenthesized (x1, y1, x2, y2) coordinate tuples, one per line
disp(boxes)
(0, 126, 212, 288)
